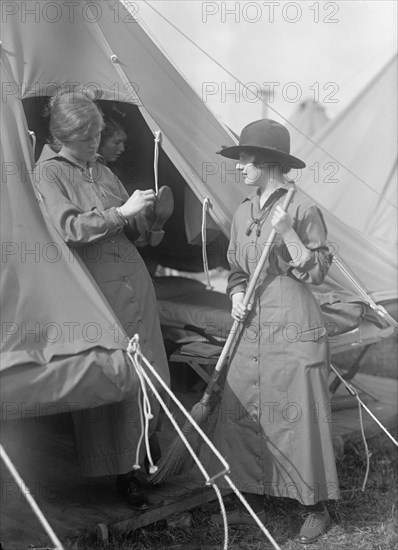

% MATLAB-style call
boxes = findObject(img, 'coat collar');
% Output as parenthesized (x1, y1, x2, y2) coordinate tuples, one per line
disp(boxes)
(37, 144, 103, 169)
(242, 180, 292, 205)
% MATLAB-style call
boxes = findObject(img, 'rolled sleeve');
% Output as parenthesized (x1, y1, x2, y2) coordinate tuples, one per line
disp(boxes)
(226, 271, 248, 299)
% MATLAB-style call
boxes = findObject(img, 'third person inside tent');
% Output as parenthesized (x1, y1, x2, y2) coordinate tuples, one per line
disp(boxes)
(98, 110, 174, 248)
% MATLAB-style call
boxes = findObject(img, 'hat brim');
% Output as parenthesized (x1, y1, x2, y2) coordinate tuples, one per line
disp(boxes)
(217, 145, 306, 170)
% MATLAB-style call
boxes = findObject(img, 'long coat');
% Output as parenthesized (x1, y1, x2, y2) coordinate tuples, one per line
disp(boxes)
(33, 146, 170, 476)
(212, 184, 340, 505)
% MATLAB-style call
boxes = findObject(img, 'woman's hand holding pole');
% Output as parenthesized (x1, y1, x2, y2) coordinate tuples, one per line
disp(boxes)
(230, 185, 296, 322)
(204, 184, 296, 400)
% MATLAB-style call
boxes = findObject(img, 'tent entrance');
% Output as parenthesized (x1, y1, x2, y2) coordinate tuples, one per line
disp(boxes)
(22, 97, 229, 274)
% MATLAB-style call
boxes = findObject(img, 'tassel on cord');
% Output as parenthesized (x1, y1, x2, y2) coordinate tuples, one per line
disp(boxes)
(132, 387, 144, 471)
(126, 335, 281, 550)
(153, 131, 161, 195)
(127, 338, 156, 473)
(202, 197, 213, 290)
(28, 130, 36, 157)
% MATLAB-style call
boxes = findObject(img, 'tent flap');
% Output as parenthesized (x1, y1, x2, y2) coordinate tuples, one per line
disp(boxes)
(1, 348, 137, 419)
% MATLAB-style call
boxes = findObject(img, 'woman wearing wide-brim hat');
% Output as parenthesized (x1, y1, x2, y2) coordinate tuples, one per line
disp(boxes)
(210, 119, 340, 544)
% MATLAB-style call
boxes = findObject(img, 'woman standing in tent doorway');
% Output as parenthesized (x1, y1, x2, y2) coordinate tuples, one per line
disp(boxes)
(98, 111, 174, 250)
(33, 89, 170, 510)
(211, 119, 340, 544)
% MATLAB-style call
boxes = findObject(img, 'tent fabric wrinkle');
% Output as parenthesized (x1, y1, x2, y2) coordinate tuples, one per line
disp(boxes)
(1, 1, 397, 417)
(1, 49, 137, 414)
(292, 55, 397, 246)
(1, 349, 137, 418)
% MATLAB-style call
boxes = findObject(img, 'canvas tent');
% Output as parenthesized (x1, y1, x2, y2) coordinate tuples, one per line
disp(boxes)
(286, 55, 397, 302)
(0, 0, 243, 415)
(1, 1, 397, 416)
(294, 55, 397, 247)
(1, 56, 141, 414)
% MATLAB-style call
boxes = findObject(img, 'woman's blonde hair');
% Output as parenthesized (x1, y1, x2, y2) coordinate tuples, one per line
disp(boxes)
(47, 87, 104, 149)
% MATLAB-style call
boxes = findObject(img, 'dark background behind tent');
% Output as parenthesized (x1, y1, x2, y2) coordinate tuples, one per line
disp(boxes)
(23, 97, 230, 273)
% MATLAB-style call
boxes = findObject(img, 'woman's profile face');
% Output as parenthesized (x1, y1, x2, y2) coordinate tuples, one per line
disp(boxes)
(63, 124, 102, 163)
(236, 152, 262, 186)
(99, 130, 127, 163)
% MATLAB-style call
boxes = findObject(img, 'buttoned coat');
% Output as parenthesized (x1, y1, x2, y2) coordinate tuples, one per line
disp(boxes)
(212, 184, 340, 505)
(33, 146, 170, 475)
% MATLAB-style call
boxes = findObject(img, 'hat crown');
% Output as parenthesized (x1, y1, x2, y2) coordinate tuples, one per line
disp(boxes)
(217, 117, 305, 170)
(239, 119, 290, 155)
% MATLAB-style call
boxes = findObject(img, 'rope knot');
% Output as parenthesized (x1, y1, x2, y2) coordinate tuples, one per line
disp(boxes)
(126, 336, 159, 474)
(153, 131, 161, 194)
(374, 305, 387, 318)
(127, 334, 140, 354)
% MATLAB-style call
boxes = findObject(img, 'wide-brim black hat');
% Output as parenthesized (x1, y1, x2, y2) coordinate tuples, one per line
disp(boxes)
(217, 119, 306, 170)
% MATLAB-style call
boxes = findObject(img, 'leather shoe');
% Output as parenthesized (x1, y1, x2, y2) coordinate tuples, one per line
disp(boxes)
(211, 508, 266, 527)
(151, 186, 174, 232)
(116, 472, 149, 511)
(298, 507, 331, 544)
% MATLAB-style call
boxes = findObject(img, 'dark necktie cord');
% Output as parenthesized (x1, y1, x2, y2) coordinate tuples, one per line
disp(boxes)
(246, 188, 287, 237)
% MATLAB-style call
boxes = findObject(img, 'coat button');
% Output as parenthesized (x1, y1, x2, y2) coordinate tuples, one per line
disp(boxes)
(253, 357, 258, 362)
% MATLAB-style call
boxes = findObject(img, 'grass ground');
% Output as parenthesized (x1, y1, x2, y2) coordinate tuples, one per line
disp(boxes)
(67, 270, 398, 549)
(73, 433, 398, 549)
(71, 333, 397, 550)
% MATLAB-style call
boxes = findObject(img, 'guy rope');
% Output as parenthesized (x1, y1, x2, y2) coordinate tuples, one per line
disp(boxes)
(127, 334, 282, 550)
(149, 184, 297, 485)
